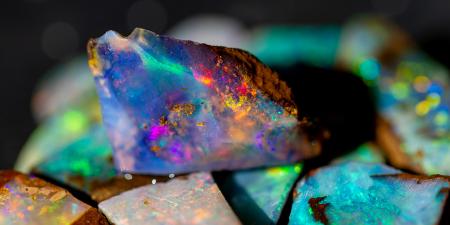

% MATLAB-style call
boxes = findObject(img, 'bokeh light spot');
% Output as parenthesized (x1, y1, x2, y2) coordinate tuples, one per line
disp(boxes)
(390, 82, 409, 100)
(359, 58, 380, 80)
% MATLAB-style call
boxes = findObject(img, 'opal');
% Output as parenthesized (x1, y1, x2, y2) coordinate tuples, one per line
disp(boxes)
(33, 126, 176, 202)
(218, 164, 302, 224)
(289, 162, 449, 225)
(98, 172, 241, 225)
(15, 60, 100, 173)
(337, 17, 450, 175)
(88, 28, 318, 174)
(0, 170, 108, 225)
(15, 56, 101, 173)
(15, 105, 99, 173)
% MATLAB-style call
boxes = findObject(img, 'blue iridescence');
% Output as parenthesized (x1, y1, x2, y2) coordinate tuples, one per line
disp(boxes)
(289, 162, 449, 225)
(89, 28, 315, 174)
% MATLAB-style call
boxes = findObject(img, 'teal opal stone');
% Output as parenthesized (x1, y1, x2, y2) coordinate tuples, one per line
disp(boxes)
(289, 162, 449, 225)
(88, 28, 318, 174)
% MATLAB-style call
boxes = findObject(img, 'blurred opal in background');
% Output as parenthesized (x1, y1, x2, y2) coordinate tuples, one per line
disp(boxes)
(15, 57, 101, 173)
(337, 17, 450, 174)
(248, 26, 341, 68)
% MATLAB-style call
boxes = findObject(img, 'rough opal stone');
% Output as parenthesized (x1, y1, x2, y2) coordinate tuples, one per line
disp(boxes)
(289, 162, 450, 225)
(98, 172, 241, 225)
(338, 17, 450, 175)
(0, 170, 107, 225)
(15, 57, 100, 173)
(87, 28, 318, 174)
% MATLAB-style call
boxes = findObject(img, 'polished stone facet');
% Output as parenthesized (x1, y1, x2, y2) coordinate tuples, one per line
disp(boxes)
(220, 164, 302, 224)
(88, 28, 318, 174)
(289, 162, 449, 225)
(99, 172, 241, 225)
(0, 171, 107, 225)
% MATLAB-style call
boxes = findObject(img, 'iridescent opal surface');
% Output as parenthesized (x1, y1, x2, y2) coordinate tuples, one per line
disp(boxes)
(289, 162, 449, 225)
(0, 171, 106, 225)
(222, 164, 301, 224)
(99, 172, 241, 225)
(88, 28, 318, 174)
(338, 18, 450, 174)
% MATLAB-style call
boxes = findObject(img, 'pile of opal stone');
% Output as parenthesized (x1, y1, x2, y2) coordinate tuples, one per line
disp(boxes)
(4, 17, 449, 225)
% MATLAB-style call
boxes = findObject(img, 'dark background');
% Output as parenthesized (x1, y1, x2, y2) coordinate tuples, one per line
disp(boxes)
(1, 0, 450, 169)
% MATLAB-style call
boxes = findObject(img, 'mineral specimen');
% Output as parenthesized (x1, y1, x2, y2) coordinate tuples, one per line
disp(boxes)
(15, 105, 99, 173)
(88, 28, 319, 174)
(0, 170, 108, 225)
(15, 56, 101, 173)
(99, 172, 241, 225)
(337, 17, 450, 175)
(289, 162, 450, 225)
(218, 164, 302, 224)
(33, 126, 175, 202)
